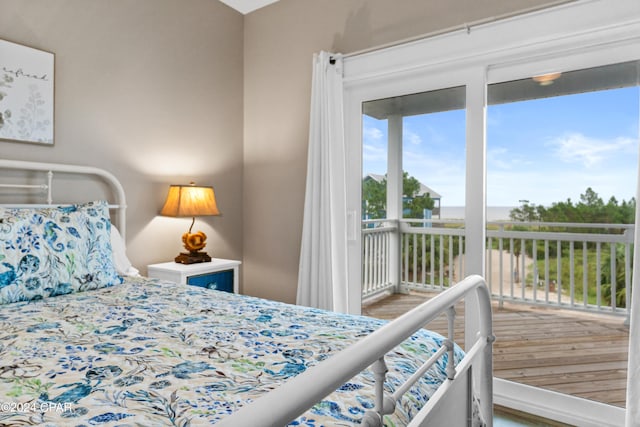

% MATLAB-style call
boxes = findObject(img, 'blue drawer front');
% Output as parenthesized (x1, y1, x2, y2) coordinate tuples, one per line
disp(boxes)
(187, 269, 234, 293)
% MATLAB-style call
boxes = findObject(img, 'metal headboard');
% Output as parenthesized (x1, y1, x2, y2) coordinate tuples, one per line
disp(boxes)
(0, 159, 127, 239)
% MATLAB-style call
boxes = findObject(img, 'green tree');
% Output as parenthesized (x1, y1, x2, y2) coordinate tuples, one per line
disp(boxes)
(540, 199, 577, 223)
(601, 244, 630, 308)
(508, 188, 636, 303)
(362, 172, 435, 219)
(402, 173, 435, 219)
(509, 188, 635, 226)
(509, 201, 542, 222)
(362, 177, 386, 219)
(508, 189, 636, 269)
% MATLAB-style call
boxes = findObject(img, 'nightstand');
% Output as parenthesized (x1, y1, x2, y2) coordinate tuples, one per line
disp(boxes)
(147, 258, 241, 294)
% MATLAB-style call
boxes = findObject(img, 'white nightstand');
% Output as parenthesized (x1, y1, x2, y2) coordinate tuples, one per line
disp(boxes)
(147, 258, 241, 294)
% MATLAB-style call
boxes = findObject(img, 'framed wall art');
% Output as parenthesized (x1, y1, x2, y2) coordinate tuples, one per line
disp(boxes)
(0, 39, 54, 145)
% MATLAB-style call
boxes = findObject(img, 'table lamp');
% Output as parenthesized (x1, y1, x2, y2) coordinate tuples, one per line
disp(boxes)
(160, 182, 220, 264)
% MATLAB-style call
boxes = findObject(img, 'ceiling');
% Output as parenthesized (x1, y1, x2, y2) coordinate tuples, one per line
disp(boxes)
(218, 0, 279, 14)
(364, 60, 639, 119)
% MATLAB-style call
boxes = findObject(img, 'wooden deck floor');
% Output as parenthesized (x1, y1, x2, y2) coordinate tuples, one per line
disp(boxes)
(361, 291, 630, 408)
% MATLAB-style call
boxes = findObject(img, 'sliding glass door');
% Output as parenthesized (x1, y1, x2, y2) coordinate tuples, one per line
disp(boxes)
(487, 60, 639, 407)
(343, 1, 640, 424)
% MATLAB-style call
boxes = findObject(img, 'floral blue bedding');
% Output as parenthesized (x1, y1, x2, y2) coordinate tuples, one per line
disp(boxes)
(0, 277, 462, 426)
(0, 201, 122, 305)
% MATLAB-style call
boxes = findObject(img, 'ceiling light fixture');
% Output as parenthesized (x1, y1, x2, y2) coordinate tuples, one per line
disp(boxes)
(532, 72, 562, 86)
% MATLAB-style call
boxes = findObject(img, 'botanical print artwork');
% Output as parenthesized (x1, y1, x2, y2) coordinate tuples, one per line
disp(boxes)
(0, 39, 54, 145)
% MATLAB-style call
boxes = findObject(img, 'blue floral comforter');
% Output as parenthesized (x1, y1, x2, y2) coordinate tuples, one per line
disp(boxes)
(0, 277, 462, 426)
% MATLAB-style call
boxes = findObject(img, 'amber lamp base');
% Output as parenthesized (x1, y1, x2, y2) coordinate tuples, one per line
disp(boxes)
(175, 251, 212, 264)
(175, 228, 211, 264)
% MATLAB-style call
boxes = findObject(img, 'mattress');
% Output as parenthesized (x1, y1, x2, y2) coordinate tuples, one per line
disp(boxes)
(0, 276, 462, 426)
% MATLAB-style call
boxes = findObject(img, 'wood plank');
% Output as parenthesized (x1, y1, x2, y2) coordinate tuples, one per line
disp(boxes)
(362, 290, 630, 408)
(496, 360, 628, 378)
(520, 370, 628, 387)
(493, 347, 628, 363)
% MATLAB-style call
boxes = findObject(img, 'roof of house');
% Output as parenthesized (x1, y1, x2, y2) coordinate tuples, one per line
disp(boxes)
(364, 173, 441, 199)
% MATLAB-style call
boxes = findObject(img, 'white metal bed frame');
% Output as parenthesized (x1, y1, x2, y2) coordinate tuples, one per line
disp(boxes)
(219, 275, 494, 427)
(0, 159, 494, 426)
(0, 159, 127, 238)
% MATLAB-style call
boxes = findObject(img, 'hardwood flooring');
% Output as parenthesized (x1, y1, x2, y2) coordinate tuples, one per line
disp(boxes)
(361, 291, 630, 408)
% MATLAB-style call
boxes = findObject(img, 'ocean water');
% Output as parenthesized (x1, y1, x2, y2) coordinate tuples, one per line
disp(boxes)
(440, 206, 515, 221)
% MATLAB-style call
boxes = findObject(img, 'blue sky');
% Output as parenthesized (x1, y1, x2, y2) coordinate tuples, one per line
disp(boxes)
(363, 86, 639, 207)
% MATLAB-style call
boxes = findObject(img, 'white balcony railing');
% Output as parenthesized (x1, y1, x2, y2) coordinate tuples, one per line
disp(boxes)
(362, 219, 634, 319)
(362, 221, 395, 297)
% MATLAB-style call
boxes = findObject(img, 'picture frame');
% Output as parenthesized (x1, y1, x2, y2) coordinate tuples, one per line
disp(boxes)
(0, 38, 54, 145)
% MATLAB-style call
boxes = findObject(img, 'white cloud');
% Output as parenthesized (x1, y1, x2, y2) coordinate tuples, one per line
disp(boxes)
(404, 130, 422, 145)
(403, 152, 466, 204)
(363, 126, 383, 140)
(363, 125, 387, 166)
(487, 146, 536, 171)
(363, 143, 386, 162)
(487, 166, 638, 206)
(487, 147, 511, 170)
(547, 132, 635, 167)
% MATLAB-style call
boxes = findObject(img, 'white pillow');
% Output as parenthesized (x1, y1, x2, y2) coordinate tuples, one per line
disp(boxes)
(110, 226, 140, 277)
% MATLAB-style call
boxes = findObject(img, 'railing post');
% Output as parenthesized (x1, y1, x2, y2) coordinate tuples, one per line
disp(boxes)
(624, 229, 632, 326)
(446, 306, 456, 380)
(390, 226, 401, 293)
(387, 114, 403, 293)
(361, 357, 392, 427)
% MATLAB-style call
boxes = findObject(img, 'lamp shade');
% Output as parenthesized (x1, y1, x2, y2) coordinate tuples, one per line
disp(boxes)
(160, 184, 220, 217)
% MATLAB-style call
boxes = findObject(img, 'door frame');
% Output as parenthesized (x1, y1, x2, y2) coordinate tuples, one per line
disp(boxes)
(342, 1, 640, 425)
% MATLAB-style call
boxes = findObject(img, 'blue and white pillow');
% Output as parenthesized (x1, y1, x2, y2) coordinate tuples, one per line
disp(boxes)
(0, 200, 122, 304)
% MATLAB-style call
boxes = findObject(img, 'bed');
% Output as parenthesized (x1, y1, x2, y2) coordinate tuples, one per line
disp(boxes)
(0, 159, 494, 426)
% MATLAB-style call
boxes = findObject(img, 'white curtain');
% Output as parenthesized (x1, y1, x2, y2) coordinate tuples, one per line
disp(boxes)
(297, 51, 348, 313)
(626, 111, 640, 425)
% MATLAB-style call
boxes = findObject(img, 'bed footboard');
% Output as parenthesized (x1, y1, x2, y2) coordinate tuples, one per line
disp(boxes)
(217, 274, 493, 427)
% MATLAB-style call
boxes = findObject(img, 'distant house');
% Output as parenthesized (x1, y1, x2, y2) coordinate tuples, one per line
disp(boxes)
(363, 173, 441, 219)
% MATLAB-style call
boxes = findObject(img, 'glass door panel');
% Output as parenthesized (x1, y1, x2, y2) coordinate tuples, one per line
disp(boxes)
(486, 60, 639, 407)
(360, 86, 467, 338)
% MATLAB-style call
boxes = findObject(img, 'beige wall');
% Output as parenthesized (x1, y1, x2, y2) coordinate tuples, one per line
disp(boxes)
(0, 0, 571, 303)
(242, 0, 571, 302)
(0, 0, 244, 273)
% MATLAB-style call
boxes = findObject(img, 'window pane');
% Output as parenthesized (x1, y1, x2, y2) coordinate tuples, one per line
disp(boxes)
(362, 114, 388, 220)
(362, 86, 466, 222)
(488, 61, 639, 209)
(487, 60, 639, 407)
(361, 86, 466, 317)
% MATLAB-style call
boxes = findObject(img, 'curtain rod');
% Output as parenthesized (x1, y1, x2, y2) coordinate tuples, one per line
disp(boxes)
(333, 0, 574, 61)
